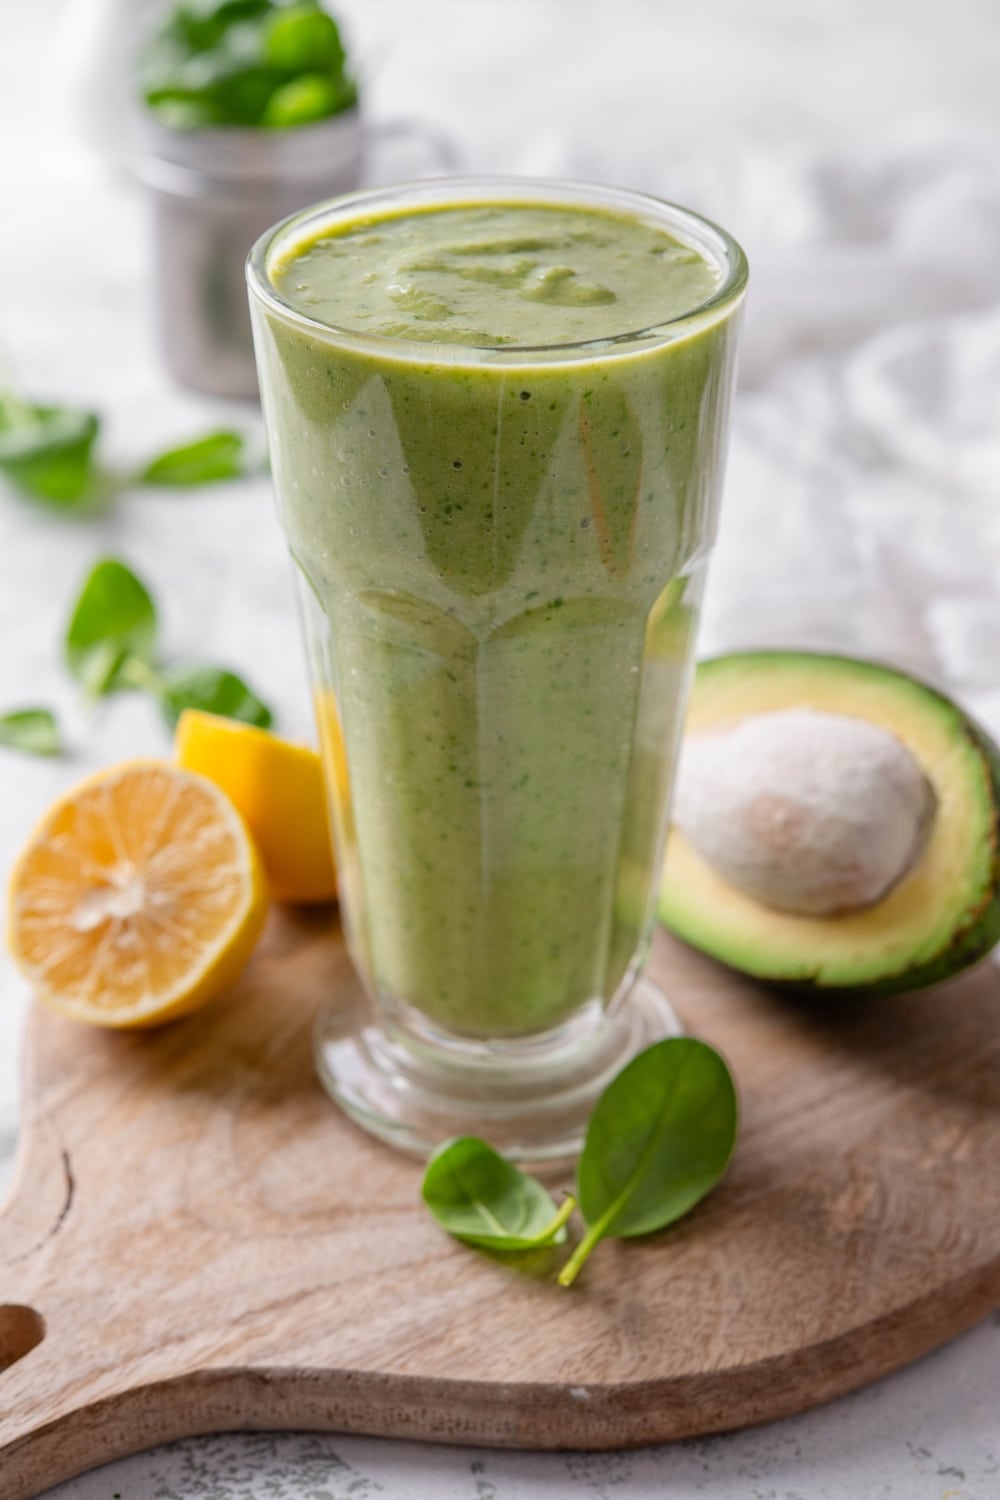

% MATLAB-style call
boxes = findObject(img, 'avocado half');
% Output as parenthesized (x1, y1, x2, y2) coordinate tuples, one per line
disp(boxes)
(657, 651, 1000, 996)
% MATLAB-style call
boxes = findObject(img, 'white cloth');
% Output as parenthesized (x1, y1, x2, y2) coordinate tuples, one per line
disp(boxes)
(702, 128, 1000, 728)
(516, 124, 1000, 729)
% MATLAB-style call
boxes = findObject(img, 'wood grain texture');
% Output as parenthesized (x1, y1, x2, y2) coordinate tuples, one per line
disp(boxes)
(3, 908, 1000, 1499)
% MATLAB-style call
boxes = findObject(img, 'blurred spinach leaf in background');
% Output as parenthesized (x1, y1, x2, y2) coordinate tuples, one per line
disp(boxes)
(0, 397, 100, 505)
(0, 382, 261, 508)
(65, 559, 159, 698)
(139, 430, 251, 486)
(157, 665, 273, 728)
(0, 709, 62, 758)
(62, 557, 274, 731)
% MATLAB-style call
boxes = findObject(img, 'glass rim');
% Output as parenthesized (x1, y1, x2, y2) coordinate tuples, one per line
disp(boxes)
(246, 174, 749, 367)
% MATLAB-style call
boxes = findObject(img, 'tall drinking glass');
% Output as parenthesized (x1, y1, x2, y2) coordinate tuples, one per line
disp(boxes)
(248, 178, 747, 1159)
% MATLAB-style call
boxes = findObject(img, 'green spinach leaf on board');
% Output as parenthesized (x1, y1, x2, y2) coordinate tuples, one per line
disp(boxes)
(558, 1037, 738, 1286)
(422, 1136, 576, 1251)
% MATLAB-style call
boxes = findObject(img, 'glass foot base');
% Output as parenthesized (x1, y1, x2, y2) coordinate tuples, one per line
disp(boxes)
(314, 972, 682, 1165)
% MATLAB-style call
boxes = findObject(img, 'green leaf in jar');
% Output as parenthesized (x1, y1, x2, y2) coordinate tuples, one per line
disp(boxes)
(261, 71, 353, 128)
(144, 23, 280, 127)
(263, 3, 346, 73)
(145, 96, 229, 130)
(175, 0, 277, 53)
(139, 0, 356, 129)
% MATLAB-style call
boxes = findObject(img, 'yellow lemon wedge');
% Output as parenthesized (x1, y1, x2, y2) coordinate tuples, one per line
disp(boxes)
(175, 710, 337, 904)
(8, 760, 268, 1028)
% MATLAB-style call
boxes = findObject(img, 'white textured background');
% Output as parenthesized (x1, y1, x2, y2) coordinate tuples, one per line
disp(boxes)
(3, 1, 1000, 1495)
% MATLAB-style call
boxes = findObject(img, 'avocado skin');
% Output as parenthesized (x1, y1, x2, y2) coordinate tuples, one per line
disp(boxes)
(837, 713, 1000, 998)
(658, 651, 1000, 998)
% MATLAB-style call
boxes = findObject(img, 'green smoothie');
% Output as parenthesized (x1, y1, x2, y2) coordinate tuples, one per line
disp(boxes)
(252, 193, 744, 1039)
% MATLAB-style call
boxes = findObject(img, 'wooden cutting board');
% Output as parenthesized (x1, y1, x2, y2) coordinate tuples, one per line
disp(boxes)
(3, 908, 1000, 1500)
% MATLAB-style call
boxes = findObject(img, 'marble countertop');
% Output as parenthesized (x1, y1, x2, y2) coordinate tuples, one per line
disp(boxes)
(3, 1, 1000, 1495)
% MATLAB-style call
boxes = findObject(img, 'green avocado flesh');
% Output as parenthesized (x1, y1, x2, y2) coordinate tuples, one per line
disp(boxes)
(657, 651, 1000, 996)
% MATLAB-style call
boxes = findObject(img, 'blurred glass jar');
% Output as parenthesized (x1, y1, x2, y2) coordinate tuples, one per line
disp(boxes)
(140, 109, 369, 398)
(64, 0, 455, 398)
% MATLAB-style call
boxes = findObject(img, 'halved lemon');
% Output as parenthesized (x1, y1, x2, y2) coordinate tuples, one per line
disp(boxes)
(8, 759, 268, 1028)
(175, 709, 337, 904)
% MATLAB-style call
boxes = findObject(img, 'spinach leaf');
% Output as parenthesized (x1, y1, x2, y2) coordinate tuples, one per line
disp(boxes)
(264, 4, 345, 74)
(176, 0, 276, 53)
(0, 708, 62, 757)
(144, 96, 227, 130)
(62, 557, 272, 730)
(422, 1136, 576, 1251)
(139, 430, 249, 486)
(262, 72, 351, 128)
(558, 1038, 737, 1287)
(0, 399, 100, 505)
(157, 665, 273, 729)
(65, 558, 159, 697)
(139, 0, 356, 129)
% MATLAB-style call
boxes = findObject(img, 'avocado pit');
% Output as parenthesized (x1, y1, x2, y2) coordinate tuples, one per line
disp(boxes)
(673, 708, 937, 917)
